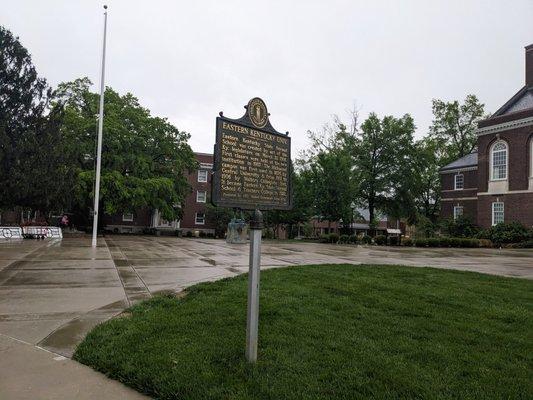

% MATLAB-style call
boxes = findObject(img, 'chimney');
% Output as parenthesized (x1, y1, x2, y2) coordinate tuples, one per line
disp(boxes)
(526, 44, 533, 87)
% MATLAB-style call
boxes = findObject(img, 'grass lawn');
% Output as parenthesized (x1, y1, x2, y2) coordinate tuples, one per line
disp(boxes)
(74, 265, 533, 399)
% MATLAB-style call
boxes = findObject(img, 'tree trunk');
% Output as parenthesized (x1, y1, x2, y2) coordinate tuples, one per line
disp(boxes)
(368, 198, 375, 237)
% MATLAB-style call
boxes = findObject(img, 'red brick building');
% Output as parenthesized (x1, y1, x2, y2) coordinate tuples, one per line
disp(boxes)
(440, 44, 533, 228)
(103, 152, 215, 235)
(179, 153, 215, 235)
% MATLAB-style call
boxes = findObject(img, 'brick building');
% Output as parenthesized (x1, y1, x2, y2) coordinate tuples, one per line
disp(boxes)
(103, 152, 215, 235)
(440, 44, 533, 228)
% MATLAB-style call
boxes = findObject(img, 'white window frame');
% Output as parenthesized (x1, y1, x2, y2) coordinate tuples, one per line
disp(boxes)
(196, 190, 206, 203)
(197, 170, 208, 183)
(195, 212, 205, 225)
(453, 206, 463, 220)
(122, 213, 133, 222)
(490, 141, 508, 181)
(454, 174, 464, 190)
(491, 202, 504, 226)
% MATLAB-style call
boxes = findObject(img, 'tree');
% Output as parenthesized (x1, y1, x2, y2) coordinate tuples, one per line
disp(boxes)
(205, 204, 234, 238)
(308, 149, 355, 231)
(352, 113, 416, 234)
(429, 94, 486, 164)
(263, 168, 314, 238)
(0, 25, 73, 213)
(56, 78, 197, 223)
(409, 137, 443, 222)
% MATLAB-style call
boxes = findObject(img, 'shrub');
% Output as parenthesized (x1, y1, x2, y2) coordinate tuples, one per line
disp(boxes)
(349, 234, 357, 244)
(319, 234, 330, 243)
(462, 238, 480, 248)
(414, 215, 437, 238)
(439, 237, 450, 247)
(484, 222, 530, 245)
(426, 238, 440, 247)
(478, 239, 493, 248)
(360, 235, 372, 245)
(402, 238, 413, 247)
(508, 240, 533, 248)
(448, 237, 461, 247)
(414, 238, 428, 247)
(329, 233, 340, 244)
(185, 231, 193, 238)
(339, 234, 350, 244)
(441, 216, 480, 238)
(199, 231, 206, 238)
(375, 235, 387, 245)
(389, 236, 400, 246)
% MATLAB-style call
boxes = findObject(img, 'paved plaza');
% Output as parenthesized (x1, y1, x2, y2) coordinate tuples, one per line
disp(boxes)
(0, 235, 532, 399)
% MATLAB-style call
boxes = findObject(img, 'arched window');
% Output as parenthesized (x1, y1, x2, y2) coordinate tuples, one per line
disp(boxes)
(490, 141, 508, 180)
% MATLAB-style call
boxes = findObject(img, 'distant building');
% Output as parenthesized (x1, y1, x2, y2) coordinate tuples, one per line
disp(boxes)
(310, 208, 404, 237)
(440, 44, 533, 228)
(103, 152, 215, 235)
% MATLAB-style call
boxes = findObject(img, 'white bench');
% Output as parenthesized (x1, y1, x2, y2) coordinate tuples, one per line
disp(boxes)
(0, 227, 23, 239)
(22, 226, 63, 239)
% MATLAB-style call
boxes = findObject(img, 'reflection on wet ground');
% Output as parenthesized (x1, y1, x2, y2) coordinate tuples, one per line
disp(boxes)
(0, 235, 531, 358)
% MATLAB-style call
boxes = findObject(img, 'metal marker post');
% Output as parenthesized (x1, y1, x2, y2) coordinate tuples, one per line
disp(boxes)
(246, 209, 263, 363)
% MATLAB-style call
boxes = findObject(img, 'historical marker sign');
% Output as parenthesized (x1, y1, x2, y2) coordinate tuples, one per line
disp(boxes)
(212, 98, 292, 210)
(212, 98, 292, 363)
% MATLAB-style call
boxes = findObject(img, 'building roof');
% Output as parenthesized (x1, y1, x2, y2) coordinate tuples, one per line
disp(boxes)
(492, 86, 533, 117)
(440, 152, 478, 172)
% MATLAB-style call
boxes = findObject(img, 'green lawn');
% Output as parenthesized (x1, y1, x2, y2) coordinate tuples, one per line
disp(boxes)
(74, 265, 533, 399)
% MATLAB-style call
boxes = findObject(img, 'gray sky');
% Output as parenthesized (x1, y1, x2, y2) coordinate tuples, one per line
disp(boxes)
(3, 1, 533, 156)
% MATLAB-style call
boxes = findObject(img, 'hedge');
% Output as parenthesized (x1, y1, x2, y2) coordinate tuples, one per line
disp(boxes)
(408, 237, 493, 248)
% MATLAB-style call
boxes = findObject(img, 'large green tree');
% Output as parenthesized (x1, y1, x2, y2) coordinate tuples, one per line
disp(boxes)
(352, 113, 416, 232)
(263, 169, 314, 238)
(0, 26, 73, 213)
(409, 137, 443, 222)
(55, 78, 197, 223)
(429, 94, 486, 164)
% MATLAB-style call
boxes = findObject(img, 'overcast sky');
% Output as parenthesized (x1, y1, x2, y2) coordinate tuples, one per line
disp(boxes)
(3, 1, 533, 156)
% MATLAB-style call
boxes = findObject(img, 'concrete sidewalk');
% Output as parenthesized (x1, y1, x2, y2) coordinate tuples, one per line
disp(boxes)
(0, 235, 531, 399)
(0, 334, 148, 399)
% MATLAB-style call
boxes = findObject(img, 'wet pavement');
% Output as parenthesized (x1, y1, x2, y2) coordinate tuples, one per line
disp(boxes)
(0, 235, 531, 399)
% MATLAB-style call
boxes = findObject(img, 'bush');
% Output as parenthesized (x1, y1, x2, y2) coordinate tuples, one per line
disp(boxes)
(339, 234, 350, 244)
(402, 238, 413, 247)
(508, 240, 533, 248)
(389, 236, 400, 246)
(375, 235, 387, 245)
(441, 216, 479, 238)
(482, 222, 530, 245)
(319, 234, 330, 243)
(349, 234, 357, 244)
(478, 239, 493, 248)
(414, 215, 437, 238)
(329, 233, 339, 244)
(199, 231, 206, 238)
(426, 238, 440, 247)
(439, 237, 450, 247)
(185, 231, 193, 238)
(360, 235, 372, 245)
(414, 238, 428, 247)
(448, 237, 461, 247)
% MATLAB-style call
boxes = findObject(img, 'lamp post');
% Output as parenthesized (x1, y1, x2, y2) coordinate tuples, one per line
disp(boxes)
(92, 5, 108, 248)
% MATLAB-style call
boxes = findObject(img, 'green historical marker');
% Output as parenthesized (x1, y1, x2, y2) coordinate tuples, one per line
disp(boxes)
(212, 98, 292, 362)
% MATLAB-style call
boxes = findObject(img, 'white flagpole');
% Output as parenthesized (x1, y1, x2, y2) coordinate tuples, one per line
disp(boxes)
(92, 5, 108, 248)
